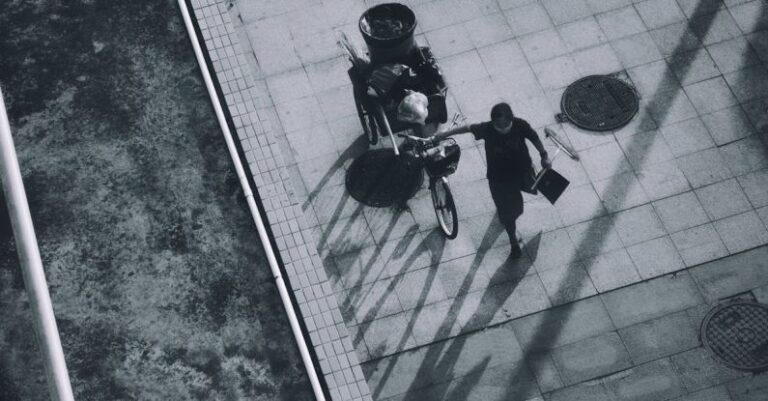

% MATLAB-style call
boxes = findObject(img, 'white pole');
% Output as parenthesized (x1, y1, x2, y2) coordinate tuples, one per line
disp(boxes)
(0, 89, 75, 401)
(176, 2, 327, 400)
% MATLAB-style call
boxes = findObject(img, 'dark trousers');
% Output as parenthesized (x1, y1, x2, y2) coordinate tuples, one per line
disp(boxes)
(488, 179, 523, 246)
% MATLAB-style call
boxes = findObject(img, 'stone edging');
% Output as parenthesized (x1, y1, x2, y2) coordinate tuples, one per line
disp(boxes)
(188, 1, 372, 400)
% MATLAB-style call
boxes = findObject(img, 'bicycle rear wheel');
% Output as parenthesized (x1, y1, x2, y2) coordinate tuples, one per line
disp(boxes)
(430, 177, 458, 239)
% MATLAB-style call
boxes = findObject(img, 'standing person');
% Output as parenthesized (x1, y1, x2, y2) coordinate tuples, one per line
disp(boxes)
(430, 103, 551, 258)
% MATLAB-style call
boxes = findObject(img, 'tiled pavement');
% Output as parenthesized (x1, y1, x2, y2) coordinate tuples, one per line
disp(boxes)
(218, 0, 767, 399)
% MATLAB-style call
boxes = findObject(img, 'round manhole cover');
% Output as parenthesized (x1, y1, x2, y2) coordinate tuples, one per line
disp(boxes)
(559, 75, 639, 131)
(701, 301, 768, 372)
(345, 149, 423, 207)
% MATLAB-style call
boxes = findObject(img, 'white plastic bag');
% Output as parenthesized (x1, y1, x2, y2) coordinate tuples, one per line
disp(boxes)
(397, 90, 429, 125)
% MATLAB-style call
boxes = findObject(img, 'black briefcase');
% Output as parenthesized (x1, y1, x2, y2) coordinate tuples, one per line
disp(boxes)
(532, 168, 570, 204)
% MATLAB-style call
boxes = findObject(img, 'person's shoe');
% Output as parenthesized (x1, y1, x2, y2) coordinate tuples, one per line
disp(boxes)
(511, 244, 522, 259)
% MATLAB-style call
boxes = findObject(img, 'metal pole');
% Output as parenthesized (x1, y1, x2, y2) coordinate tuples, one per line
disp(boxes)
(0, 88, 75, 401)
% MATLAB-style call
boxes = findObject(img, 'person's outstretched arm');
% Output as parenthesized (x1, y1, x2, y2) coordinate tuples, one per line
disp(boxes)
(431, 124, 472, 142)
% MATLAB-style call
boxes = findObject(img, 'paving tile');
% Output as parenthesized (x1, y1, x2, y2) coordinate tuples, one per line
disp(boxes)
(759, 206, 768, 229)
(719, 135, 768, 176)
(618, 310, 699, 364)
(678, 148, 733, 188)
(478, 40, 528, 76)
(666, 48, 720, 86)
(567, 215, 626, 259)
(603, 358, 687, 401)
(442, 357, 541, 401)
(537, 261, 598, 306)
(585, 0, 634, 13)
(550, 331, 632, 385)
(634, 159, 692, 201)
(532, 56, 581, 91)
(580, 141, 632, 181)
(527, 228, 581, 272)
(436, 254, 493, 298)
(409, 299, 463, 346)
(617, 129, 675, 170)
(310, 182, 361, 224)
(649, 22, 703, 57)
(287, 123, 339, 162)
(713, 210, 768, 253)
(707, 37, 762, 75)
(685, 76, 739, 115)
(596, 6, 646, 40)
(362, 347, 430, 399)
(672, 222, 730, 266)
(318, 85, 357, 123)
(646, 89, 699, 126)
(627, 61, 679, 100)
(690, 243, 768, 302)
(516, 197, 565, 236)
(723, 65, 768, 103)
(318, 213, 376, 256)
(728, 0, 768, 34)
(441, 50, 489, 86)
(627, 236, 686, 279)
(425, 24, 475, 58)
(504, 3, 553, 36)
(540, 0, 593, 25)
(487, 274, 551, 324)
(557, 16, 607, 51)
(554, 184, 607, 226)
(560, 124, 616, 152)
(695, 178, 752, 220)
(701, 105, 756, 146)
(518, 29, 568, 63)
(593, 171, 650, 213)
(510, 296, 615, 352)
(653, 191, 710, 233)
(275, 95, 326, 133)
(689, 8, 742, 45)
(611, 32, 664, 68)
(463, 14, 515, 48)
(601, 271, 704, 328)
(675, 0, 724, 19)
(726, 371, 768, 401)
(571, 43, 623, 76)
(635, 0, 687, 29)
(265, 67, 314, 103)
(613, 204, 667, 246)
(659, 117, 716, 157)
(671, 347, 746, 392)
(394, 267, 449, 311)
(359, 313, 417, 360)
(673, 385, 733, 401)
(583, 248, 641, 293)
(343, 277, 404, 325)
(364, 207, 422, 246)
(527, 353, 564, 393)
(543, 380, 614, 401)
(738, 169, 768, 208)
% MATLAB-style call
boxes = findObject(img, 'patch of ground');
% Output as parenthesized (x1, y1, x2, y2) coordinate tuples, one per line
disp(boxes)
(0, 1, 313, 400)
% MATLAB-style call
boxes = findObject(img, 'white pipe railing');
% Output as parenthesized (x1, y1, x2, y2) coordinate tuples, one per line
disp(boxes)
(0, 89, 75, 401)
(176, 2, 327, 400)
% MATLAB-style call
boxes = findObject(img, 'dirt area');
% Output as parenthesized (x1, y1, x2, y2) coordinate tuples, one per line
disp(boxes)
(0, 1, 313, 400)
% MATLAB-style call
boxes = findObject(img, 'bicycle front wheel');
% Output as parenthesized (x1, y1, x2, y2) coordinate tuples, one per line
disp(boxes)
(430, 177, 458, 239)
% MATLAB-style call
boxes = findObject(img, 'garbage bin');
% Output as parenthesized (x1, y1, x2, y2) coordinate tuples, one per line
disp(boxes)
(359, 3, 417, 64)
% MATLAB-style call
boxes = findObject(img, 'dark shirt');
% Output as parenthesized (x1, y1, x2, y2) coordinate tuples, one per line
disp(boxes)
(470, 118, 541, 182)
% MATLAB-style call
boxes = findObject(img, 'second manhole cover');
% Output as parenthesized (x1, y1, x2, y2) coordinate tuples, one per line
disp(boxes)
(345, 149, 423, 207)
(701, 301, 768, 372)
(559, 75, 639, 131)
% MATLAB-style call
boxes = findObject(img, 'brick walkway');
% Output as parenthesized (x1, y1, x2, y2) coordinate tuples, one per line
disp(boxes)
(202, 0, 768, 399)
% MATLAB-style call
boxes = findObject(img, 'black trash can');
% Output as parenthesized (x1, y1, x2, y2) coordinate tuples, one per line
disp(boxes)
(359, 3, 417, 64)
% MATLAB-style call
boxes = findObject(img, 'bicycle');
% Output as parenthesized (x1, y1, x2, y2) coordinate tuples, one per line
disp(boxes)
(396, 130, 461, 239)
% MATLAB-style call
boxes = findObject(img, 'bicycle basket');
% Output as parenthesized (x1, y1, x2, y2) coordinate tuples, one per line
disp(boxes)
(424, 139, 460, 177)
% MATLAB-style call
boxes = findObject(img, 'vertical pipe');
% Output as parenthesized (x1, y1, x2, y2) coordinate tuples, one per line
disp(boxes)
(176, 2, 327, 400)
(0, 89, 75, 401)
